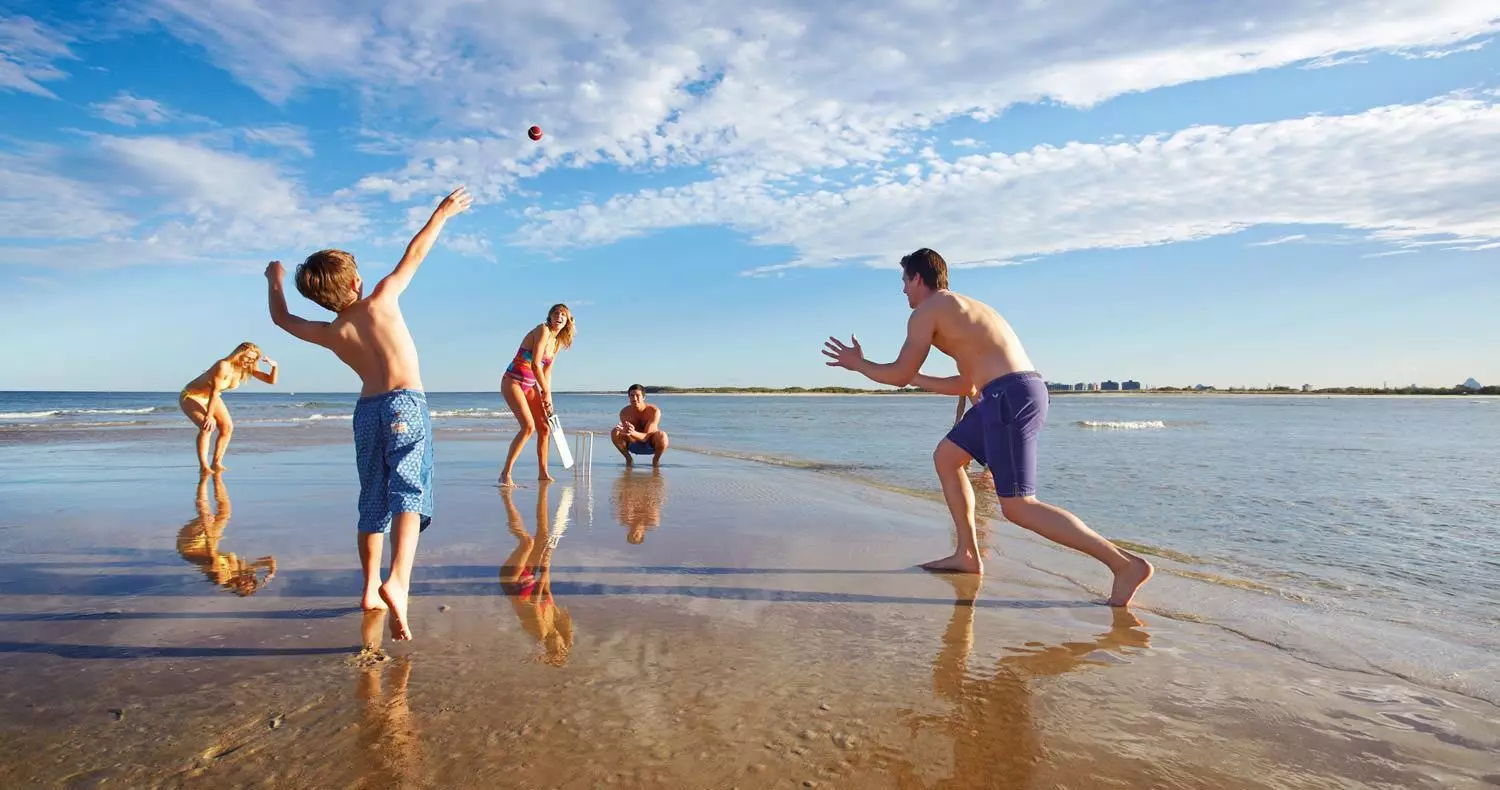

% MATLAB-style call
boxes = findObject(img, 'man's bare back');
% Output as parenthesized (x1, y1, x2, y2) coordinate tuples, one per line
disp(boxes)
(921, 291, 1035, 394)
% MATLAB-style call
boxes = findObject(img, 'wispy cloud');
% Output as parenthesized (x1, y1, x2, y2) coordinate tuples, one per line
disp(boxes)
(139, 0, 1500, 208)
(242, 124, 313, 156)
(91, 91, 172, 126)
(1, 134, 367, 268)
(0, 15, 74, 98)
(519, 95, 1500, 274)
(1249, 234, 1308, 247)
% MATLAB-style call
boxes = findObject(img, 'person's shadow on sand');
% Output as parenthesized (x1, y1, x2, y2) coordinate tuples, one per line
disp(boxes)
(613, 467, 668, 545)
(175, 471, 276, 597)
(497, 482, 575, 667)
(891, 575, 1151, 788)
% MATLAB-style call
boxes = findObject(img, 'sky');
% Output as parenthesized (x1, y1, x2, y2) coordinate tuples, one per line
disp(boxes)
(1, 1, 1498, 393)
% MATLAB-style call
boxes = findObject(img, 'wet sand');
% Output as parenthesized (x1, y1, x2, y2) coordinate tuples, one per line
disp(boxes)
(0, 434, 1497, 788)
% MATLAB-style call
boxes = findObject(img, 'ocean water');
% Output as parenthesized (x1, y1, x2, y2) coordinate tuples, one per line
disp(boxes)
(2, 390, 1498, 699)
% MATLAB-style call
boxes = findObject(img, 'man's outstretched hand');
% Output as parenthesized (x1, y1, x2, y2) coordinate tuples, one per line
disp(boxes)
(822, 335, 865, 370)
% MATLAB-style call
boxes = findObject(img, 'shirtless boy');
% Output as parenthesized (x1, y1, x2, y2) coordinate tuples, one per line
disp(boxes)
(822, 248, 1154, 607)
(610, 384, 669, 466)
(265, 185, 473, 640)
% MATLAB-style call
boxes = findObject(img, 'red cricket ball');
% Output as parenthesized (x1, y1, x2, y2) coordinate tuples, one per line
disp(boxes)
(527, 125, 543, 141)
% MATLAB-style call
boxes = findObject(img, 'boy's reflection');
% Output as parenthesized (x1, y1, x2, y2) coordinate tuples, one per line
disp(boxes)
(355, 610, 425, 786)
(175, 471, 276, 596)
(498, 482, 575, 666)
(613, 467, 667, 545)
(894, 577, 1151, 788)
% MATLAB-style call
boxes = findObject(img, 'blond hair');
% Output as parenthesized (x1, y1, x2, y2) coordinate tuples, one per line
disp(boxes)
(296, 249, 360, 312)
(226, 342, 262, 369)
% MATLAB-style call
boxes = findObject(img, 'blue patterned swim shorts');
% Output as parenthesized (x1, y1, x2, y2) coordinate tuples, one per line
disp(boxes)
(353, 389, 433, 534)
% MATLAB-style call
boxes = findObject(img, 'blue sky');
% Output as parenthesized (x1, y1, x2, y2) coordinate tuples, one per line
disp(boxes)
(2, 0, 1498, 392)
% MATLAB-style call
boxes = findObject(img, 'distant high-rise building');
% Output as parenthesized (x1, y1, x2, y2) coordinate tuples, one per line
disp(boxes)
(1101, 380, 1120, 391)
(1461, 377, 1482, 390)
(1122, 380, 1142, 391)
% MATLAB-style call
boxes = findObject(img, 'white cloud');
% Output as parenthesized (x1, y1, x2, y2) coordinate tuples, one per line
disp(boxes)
(243, 124, 313, 156)
(0, 134, 367, 268)
(1250, 234, 1308, 247)
(951, 138, 984, 149)
(517, 95, 1500, 274)
(90, 91, 173, 126)
(0, 149, 136, 241)
(139, 0, 1500, 207)
(0, 15, 74, 98)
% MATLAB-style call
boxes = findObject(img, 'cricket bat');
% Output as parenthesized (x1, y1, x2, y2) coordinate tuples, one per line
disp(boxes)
(547, 412, 574, 470)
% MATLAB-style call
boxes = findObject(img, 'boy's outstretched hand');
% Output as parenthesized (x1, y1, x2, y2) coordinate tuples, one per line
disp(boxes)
(266, 260, 285, 281)
(436, 186, 473, 219)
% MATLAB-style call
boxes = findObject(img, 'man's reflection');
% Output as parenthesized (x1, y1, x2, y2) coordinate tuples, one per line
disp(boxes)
(498, 482, 575, 667)
(613, 467, 667, 545)
(895, 576, 1151, 788)
(175, 471, 276, 596)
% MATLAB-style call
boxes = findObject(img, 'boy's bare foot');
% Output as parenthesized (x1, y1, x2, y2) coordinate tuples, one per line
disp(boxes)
(920, 551, 983, 574)
(1108, 554, 1155, 608)
(211, 462, 227, 472)
(199, 463, 213, 474)
(379, 579, 412, 641)
(538, 472, 555, 482)
(361, 586, 388, 612)
(498, 475, 517, 488)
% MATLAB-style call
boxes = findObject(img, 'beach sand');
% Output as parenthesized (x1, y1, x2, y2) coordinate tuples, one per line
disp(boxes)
(0, 430, 1496, 788)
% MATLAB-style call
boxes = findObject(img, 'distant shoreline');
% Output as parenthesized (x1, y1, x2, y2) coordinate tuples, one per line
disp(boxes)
(567, 385, 1498, 397)
(1, 387, 1494, 397)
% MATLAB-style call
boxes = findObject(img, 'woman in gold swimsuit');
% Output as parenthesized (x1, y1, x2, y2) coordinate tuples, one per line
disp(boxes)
(179, 341, 278, 472)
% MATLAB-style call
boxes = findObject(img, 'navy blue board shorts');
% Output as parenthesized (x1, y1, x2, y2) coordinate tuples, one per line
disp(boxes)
(353, 389, 433, 534)
(627, 441, 655, 455)
(944, 371, 1049, 498)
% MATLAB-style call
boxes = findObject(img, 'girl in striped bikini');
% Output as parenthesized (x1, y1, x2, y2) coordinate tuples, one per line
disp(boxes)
(499, 304, 576, 487)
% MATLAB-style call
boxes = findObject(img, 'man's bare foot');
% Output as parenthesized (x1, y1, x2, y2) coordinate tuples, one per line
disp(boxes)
(378, 579, 412, 641)
(211, 462, 227, 472)
(361, 586, 388, 612)
(920, 551, 984, 574)
(1108, 554, 1155, 608)
(498, 475, 517, 488)
(199, 463, 213, 474)
(538, 472, 555, 482)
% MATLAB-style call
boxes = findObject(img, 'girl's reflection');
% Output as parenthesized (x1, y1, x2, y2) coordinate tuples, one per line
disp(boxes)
(175, 472, 276, 596)
(498, 482, 575, 666)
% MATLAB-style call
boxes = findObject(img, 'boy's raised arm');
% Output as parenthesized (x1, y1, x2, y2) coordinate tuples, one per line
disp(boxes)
(266, 261, 334, 347)
(372, 185, 473, 301)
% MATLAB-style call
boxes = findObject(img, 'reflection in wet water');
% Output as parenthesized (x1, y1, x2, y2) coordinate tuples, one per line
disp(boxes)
(613, 467, 667, 545)
(174, 472, 276, 596)
(354, 610, 424, 789)
(498, 482, 576, 667)
(891, 576, 1151, 788)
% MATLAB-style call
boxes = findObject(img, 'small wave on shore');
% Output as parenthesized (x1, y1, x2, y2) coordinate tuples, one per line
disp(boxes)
(1075, 419, 1167, 430)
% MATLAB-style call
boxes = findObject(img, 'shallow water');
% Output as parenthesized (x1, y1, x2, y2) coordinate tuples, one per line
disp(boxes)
(0, 433, 1497, 788)
(4, 390, 1498, 699)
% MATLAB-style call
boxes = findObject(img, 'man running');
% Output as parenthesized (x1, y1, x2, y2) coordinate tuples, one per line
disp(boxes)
(821, 248, 1154, 607)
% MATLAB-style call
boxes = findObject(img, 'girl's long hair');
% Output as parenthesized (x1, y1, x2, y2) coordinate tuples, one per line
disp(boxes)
(548, 304, 576, 350)
(226, 342, 262, 369)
